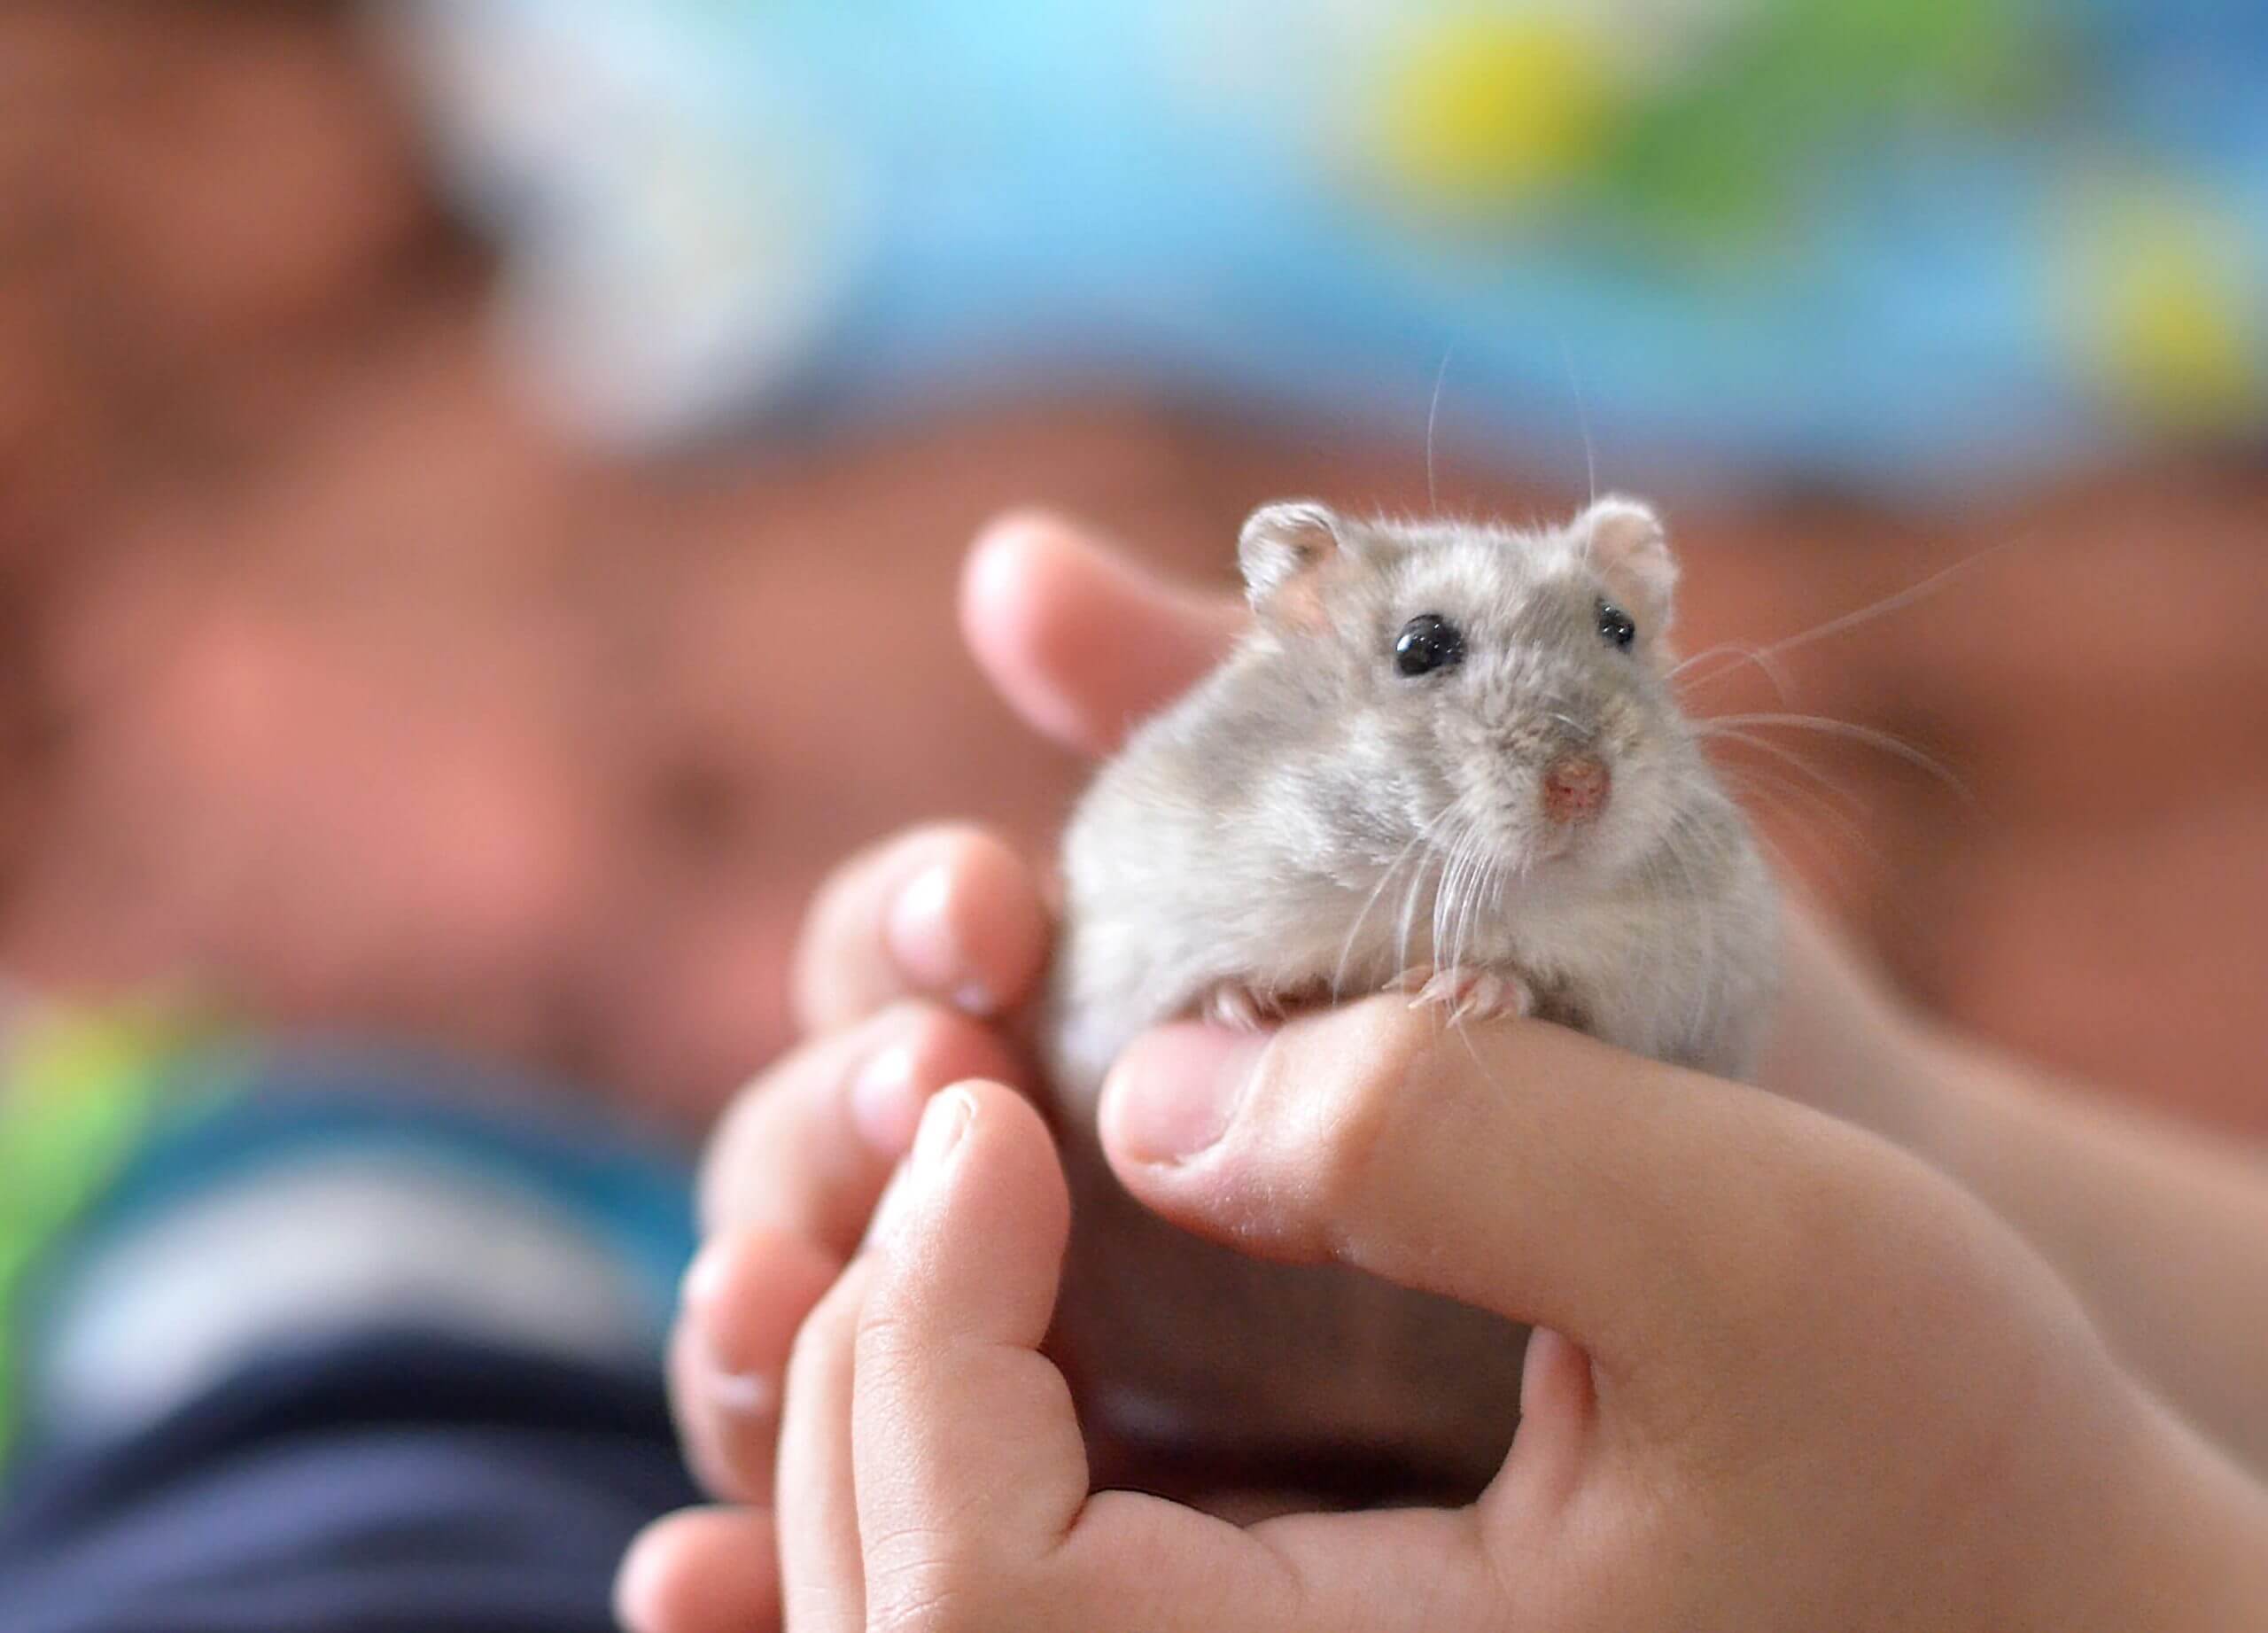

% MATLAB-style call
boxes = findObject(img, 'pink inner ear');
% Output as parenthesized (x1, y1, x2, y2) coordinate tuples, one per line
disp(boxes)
(1588, 502, 1659, 563)
(1268, 550, 1343, 634)
(1583, 499, 1676, 627)
(1241, 502, 1347, 633)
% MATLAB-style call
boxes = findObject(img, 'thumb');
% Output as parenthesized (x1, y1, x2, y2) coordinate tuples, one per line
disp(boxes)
(959, 511, 1247, 758)
(1096, 1000, 1918, 1419)
(856, 1081, 1509, 1633)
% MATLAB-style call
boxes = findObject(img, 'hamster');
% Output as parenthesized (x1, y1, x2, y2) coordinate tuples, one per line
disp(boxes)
(1039, 495, 1779, 1498)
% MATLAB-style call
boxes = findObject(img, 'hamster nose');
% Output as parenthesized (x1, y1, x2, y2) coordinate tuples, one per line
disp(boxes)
(1542, 750, 1611, 825)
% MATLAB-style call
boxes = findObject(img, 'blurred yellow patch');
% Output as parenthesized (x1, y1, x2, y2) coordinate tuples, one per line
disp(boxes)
(1377, 13, 1614, 206)
(2064, 184, 2263, 427)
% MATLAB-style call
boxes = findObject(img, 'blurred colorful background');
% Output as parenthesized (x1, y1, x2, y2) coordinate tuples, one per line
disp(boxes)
(2, 0, 2264, 1135)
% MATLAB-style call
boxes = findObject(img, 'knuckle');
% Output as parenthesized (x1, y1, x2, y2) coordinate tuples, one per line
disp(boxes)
(850, 1302, 928, 1396)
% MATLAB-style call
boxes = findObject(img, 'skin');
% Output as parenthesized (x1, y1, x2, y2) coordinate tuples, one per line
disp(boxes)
(618, 512, 2268, 1632)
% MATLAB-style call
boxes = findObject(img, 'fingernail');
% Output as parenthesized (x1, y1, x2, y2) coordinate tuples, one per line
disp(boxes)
(862, 1090, 973, 1253)
(850, 1034, 924, 1155)
(613, 1523, 671, 1633)
(680, 1240, 731, 1317)
(912, 1086, 973, 1175)
(886, 862, 971, 999)
(699, 1357, 778, 1418)
(1104, 1025, 1268, 1164)
(951, 979, 996, 1018)
(679, 1245, 781, 1413)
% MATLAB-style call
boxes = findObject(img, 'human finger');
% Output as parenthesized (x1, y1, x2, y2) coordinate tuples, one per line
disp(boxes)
(790, 823, 1051, 1035)
(615, 1505, 781, 1633)
(776, 1256, 879, 1633)
(696, 1000, 1021, 1246)
(959, 510, 1246, 758)
(1096, 1000, 1930, 1420)
(851, 1085, 1091, 1571)
(857, 1082, 1513, 1633)
(669, 1226, 840, 1504)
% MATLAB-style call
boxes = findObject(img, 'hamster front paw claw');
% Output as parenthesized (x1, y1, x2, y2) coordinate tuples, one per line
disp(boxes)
(1399, 965, 1533, 1025)
(1201, 982, 1282, 1031)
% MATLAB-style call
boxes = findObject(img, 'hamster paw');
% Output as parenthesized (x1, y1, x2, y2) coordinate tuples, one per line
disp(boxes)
(1200, 981, 1284, 1032)
(1398, 965, 1534, 1025)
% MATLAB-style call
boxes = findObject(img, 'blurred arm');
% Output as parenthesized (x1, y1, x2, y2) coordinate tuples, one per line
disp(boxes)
(1915, 1033, 2268, 1475)
(1767, 901, 2268, 1473)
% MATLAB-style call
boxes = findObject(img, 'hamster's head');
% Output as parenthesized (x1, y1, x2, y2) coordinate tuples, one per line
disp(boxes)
(1237, 496, 1705, 888)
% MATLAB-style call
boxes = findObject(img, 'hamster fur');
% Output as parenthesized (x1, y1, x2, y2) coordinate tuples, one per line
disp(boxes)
(1040, 496, 1780, 1495)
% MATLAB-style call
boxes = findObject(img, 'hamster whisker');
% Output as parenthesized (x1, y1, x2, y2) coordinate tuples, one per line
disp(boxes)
(1717, 765, 1872, 859)
(1458, 827, 1495, 965)
(1437, 806, 1509, 1005)
(1715, 769, 1943, 948)
(1425, 346, 1455, 512)
(1697, 726, 1870, 821)
(1679, 533, 2034, 698)
(1702, 725, 1954, 898)
(1394, 808, 1468, 1001)
(1545, 710, 1595, 743)
(1394, 828, 1447, 997)
(1429, 835, 1462, 985)
(1448, 846, 1477, 996)
(1332, 813, 1453, 1003)
(1700, 713, 1976, 806)
(1444, 852, 1468, 984)
(1430, 820, 1487, 995)
(1556, 330, 1598, 508)
(1669, 642, 1795, 704)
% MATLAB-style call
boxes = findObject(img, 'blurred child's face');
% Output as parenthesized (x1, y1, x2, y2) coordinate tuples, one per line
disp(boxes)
(9, 369, 1231, 1125)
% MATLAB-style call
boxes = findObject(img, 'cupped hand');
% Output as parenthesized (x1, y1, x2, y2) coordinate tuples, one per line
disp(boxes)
(617, 512, 2075, 1632)
(632, 1021, 2262, 1633)
(659, 515, 1241, 1518)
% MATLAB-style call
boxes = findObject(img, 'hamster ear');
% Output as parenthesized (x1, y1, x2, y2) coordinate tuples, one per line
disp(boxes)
(1238, 500, 1349, 631)
(1580, 495, 1678, 636)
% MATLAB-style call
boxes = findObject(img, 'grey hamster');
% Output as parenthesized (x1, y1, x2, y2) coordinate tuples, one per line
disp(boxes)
(1039, 496, 1780, 1496)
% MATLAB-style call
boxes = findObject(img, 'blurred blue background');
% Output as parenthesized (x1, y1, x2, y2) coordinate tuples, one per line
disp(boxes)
(393, 0, 2268, 490)
(1, 1, 2263, 1134)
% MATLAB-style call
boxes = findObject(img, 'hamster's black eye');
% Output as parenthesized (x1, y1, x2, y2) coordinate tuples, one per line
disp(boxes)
(1394, 613, 1464, 677)
(1596, 600, 1636, 650)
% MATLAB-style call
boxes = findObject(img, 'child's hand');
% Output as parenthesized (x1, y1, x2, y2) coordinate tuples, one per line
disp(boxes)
(656, 514, 1953, 1503)
(652, 514, 1247, 1518)
(619, 513, 2268, 1629)
(627, 1026, 2264, 1633)
(658, 818, 1050, 1507)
